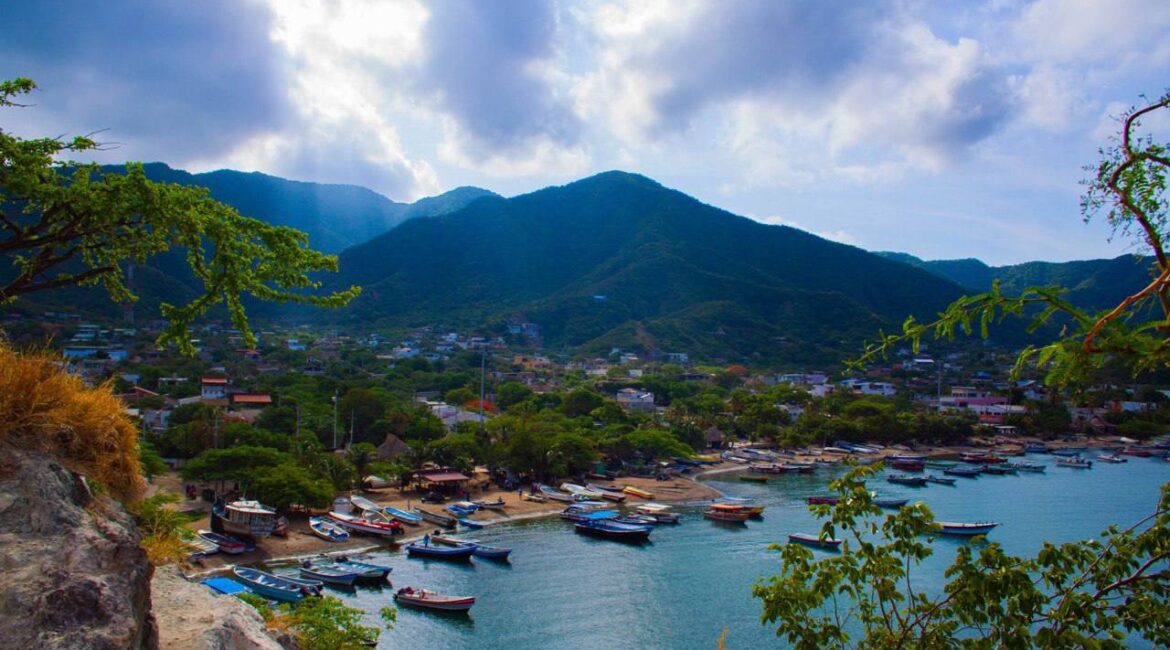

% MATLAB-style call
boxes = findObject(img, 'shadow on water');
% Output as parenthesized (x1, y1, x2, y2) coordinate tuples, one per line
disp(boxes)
(396, 605, 476, 629)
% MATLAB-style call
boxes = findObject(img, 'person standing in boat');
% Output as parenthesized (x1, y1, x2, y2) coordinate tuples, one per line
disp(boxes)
(423, 533, 430, 546)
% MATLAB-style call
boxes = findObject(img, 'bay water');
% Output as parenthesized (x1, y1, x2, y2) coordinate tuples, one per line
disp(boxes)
(274, 454, 1168, 649)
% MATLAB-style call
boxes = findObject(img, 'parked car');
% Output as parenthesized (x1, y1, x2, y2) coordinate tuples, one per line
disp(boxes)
(421, 491, 446, 503)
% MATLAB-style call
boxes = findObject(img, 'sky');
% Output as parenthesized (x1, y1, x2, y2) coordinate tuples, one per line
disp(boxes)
(2, 0, 1168, 265)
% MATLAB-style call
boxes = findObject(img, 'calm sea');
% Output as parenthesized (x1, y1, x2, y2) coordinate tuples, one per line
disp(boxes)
(272, 454, 1168, 649)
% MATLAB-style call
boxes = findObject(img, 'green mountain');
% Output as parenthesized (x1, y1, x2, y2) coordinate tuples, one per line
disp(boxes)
(330, 171, 969, 365)
(876, 252, 1152, 312)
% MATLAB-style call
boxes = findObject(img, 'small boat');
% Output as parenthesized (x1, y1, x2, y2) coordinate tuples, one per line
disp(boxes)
(1024, 443, 1049, 453)
(299, 562, 360, 587)
(187, 534, 220, 557)
(585, 483, 628, 502)
(560, 504, 616, 521)
(197, 530, 249, 555)
(394, 586, 475, 612)
(331, 556, 393, 583)
(1119, 448, 1151, 458)
(621, 486, 654, 499)
(458, 518, 484, 530)
(446, 503, 478, 517)
(788, 532, 842, 550)
(537, 484, 576, 503)
(979, 465, 1017, 475)
(1097, 454, 1127, 463)
(748, 463, 786, 474)
(888, 459, 925, 471)
(406, 540, 476, 561)
(232, 567, 306, 603)
(412, 507, 458, 528)
(327, 511, 403, 538)
(635, 503, 681, 524)
(309, 516, 351, 543)
(280, 574, 324, 595)
(521, 492, 548, 503)
(943, 465, 982, 478)
(574, 513, 653, 541)
(1006, 461, 1046, 473)
(719, 496, 765, 516)
(349, 494, 383, 513)
(201, 577, 247, 596)
(934, 521, 999, 536)
(886, 474, 928, 487)
(959, 452, 1005, 464)
(472, 498, 506, 510)
(614, 514, 658, 526)
(1056, 456, 1093, 469)
(704, 503, 752, 523)
(471, 544, 511, 560)
(739, 474, 768, 483)
(561, 483, 605, 500)
(874, 497, 909, 509)
(923, 460, 957, 470)
(383, 506, 424, 526)
(212, 499, 279, 539)
(924, 475, 957, 486)
(806, 496, 839, 505)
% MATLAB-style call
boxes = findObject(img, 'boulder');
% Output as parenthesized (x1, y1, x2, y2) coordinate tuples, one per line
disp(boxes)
(151, 567, 291, 650)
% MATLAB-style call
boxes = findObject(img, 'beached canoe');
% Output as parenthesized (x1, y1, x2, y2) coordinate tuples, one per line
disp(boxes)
(412, 507, 458, 528)
(622, 486, 654, 499)
(383, 506, 424, 526)
(472, 498, 506, 510)
(197, 530, 249, 555)
(327, 511, 403, 538)
(309, 516, 350, 543)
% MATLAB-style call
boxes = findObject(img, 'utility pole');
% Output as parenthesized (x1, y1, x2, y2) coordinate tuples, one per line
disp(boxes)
(332, 389, 339, 449)
(480, 350, 486, 431)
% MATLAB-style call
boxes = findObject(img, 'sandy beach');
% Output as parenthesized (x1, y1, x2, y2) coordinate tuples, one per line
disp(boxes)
(179, 473, 722, 575)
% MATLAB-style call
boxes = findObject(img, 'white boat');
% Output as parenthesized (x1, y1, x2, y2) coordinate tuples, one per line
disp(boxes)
(560, 483, 605, 500)
(326, 511, 403, 538)
(213, 499, 278, 538)
(309, 516, 350, 543)
(635, 503, 680, 523)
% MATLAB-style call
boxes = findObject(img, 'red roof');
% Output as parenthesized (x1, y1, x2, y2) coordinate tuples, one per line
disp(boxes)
(416, 470, 470, 483)
(232, 393, 272, 405)
(201, 376, 228, 385)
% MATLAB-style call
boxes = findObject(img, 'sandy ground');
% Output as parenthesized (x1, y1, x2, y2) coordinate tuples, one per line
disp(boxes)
(179, 473, 722, 574)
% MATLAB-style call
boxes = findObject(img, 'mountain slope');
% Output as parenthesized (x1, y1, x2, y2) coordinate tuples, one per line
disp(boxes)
(332, 171, 969, 364)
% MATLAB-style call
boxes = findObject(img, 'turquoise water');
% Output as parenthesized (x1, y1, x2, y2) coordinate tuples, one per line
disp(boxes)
(273, 455, 1168, 649)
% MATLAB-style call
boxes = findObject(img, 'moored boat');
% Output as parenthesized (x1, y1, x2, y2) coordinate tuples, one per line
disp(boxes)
(1024, 443, 1049, 453)
(458, 517, 484, 530)
(788, 532, 842, 550)
(1006, 461, 1046, 472)
(412, 507, 458, 528)
(394, 586, 475, 612)
(635, 503, 681, 524)
(979, 465, 1017, 475)
(886, 474, 928, 487)
(299, 561, 360, 587)
(560, 503, 616, 521)
(574, 513, 653, 541)
(1097, 454, 1127, 463)
(446, 502, 478, 517)
(739, 474, 768, 483)
(924, 475, 957, 486)
(923, 460, 957, 470)
(326, 511, 403, 538)
(874, 497, 909, 509)
(1056, 456, 1093, 468)
(943, 465, 982, 478)
(197, 529, 249, 555)
(233, 566, 306, 603)
(309, 516, 350, 543)
(405, 540, 475, 561)
(704, 503, 751, 523)
(472, 497, 506, 510)
(331, 556, 393, 583)
(934, 521, 999, 536)
(806, 495, 839, 505)
(888, 459, 925, 471)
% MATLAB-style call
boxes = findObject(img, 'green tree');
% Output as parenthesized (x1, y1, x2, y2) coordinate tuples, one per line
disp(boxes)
(0, 78, 359, 352)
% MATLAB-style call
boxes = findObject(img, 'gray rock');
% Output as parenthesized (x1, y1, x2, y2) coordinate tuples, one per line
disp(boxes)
(0, 447, 156, 649)
(151, 567, 293, 649)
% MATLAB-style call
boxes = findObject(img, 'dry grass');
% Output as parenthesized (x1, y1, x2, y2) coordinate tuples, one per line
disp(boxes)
(0, 343, 144, 501)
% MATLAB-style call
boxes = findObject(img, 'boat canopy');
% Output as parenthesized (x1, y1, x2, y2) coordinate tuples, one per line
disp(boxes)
(582, 510, 620, 520)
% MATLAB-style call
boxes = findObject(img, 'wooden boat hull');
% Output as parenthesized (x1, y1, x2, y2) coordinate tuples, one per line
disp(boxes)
(924, 476, 956, 486)
(622, 486, 654, 499)
(327, 512, 403, 537)
(384, 507, 423, 526)
(309, 517, 350, 543)
(574, 520, 652, 541)
(406, 541, 475, 561)
(299, 564, 359, 587)
(394, 588, 475, 612)
(935, 521, 998, 536)
(197, 530, 249, 555)
(332, 558, 392, 582)
(412, 507, 457, 528)
(788, 533, 842, 550)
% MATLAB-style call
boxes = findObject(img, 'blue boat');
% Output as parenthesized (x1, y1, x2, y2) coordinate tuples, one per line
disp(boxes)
(202, 577, 248, 596)
(873, 497, 909, 509)
(574, 511, 652, 542)
(1024, 443, 1049, 453)
(406, 540, 476, 561)
(446, 502, 479, 517)
(458, 517, 484, 530)
(471, 544, 512, 560)
(331, 556, 393, 583)
(943, 465, 982, 478)
(383, 506, 423, 526)
(299, 562, 360, 587)
(308, 516, 350, 543)
(934, 521, 999, 536)
(233, 567, 306, 603)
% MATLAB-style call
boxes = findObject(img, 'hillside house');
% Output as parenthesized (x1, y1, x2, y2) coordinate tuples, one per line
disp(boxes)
(616, 388, 655, 412)
(200, 376, 228, 402)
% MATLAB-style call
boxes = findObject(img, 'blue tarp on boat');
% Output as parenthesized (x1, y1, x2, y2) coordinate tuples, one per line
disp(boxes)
(202, 577, 248, 596)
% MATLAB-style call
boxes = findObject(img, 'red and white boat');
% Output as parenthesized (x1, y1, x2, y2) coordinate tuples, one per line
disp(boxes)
(393, 586, 475, 612)
(704, 503, 752, 523)
(326, 511, 403, 538)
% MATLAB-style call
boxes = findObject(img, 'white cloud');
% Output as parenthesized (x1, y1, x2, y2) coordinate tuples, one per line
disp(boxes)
(749, 213, 859, 246)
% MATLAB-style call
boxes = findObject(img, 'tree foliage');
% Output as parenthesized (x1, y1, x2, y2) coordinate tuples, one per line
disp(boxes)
(0, 78, 359, 353)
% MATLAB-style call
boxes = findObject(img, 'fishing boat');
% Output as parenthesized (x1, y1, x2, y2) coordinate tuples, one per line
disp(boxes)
(309, 516, 350, 543)
(585, 483, 628, 502)
(888, 459, 925, 471)
(472, 497, 506, 510)
(959, 452, 1005, 464)
(1120, 447, 1152, 458)
(394, 586, 475, 612)
(979, 465, 1017, 475)
(326, 511, 403, 538)
(924, 475, 957, 486)
(186, 534, 220, 560)
(212, 499, 279, 539)
(788, 532, 842, 550)
(1097, 454, 1127, 463)
(934, 521, 999, 536)
(720, 496, 765, 517)
(197, 530, 249, 555)
(560, 504, 616, 521)
(446, 502, 478, 517)
(923, 460, 958, 470)
(635, 503, 681, 524)
(1024, 443, 1049, 453)
(299, 562, 360, 587)
(1056, 456, 1093, 468)
(383, 506, 424, 526)
(560, 483, 604, 499)
(521, 492, 548, 503)
(280, 574, 324, 595)
(886, 474, 928, 487)
(331, 556, 393, 583)
(943, 465, 982, 478)
(405, 540, 476, 561)
(412, 507, 458, 528)
(704, 503, 752, 523)
(1006, 461, 1046, 473)
(349, 494, 383, 513)
(739, 474, 768, 483)
(458, 518, 484, 530)
(747, 463, 785, 474)
(806, 495, 839, 505)
(537, 484, 576, 503)
(575, 512, 653, 541)
(622, 486, 654, 499)
(874, 497, 909, 509)
(232, 567, 306, 603)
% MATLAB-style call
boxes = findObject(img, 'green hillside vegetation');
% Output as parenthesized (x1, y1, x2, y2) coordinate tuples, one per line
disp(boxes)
(332, 171, 967, 365)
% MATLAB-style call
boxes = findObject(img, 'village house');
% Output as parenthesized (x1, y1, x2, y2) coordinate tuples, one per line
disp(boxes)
(615, 387, 655, 412)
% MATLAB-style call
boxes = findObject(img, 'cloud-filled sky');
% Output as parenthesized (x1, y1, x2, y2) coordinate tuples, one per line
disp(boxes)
(2, 0, 1168, 264)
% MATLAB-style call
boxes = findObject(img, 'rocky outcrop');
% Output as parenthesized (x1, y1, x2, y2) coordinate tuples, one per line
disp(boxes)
(152, 567, 292, 650)
(0, 447, 156, 649)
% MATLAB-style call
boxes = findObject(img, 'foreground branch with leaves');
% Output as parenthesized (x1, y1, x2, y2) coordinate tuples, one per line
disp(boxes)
(754, 465, 1170, 649)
